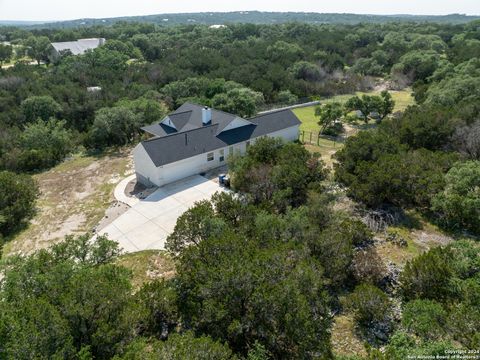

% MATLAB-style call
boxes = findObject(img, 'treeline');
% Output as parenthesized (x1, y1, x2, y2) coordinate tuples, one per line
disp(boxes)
(12, 12, 480, 29)
(0, 21, 479, 168)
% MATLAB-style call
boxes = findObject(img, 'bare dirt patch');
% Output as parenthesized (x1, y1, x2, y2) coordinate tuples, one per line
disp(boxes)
(331, 314, 367, 357)
(3, 148, 133, 256)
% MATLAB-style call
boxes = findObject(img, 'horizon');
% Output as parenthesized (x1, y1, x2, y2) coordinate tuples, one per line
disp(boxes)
(1, 0, 479, 22)
(1, 11, 480, 24)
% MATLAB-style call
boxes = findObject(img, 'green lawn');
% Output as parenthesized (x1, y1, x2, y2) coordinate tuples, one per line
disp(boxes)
(293, 89, 414, 132)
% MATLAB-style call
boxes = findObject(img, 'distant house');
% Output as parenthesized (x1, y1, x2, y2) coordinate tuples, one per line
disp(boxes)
(133, 103, 301, 187)
(50, 38, 105, 61)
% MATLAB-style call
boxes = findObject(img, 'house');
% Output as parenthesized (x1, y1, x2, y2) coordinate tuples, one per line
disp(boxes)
(50, 38, 105, 61)
(133, 103, 301, 187)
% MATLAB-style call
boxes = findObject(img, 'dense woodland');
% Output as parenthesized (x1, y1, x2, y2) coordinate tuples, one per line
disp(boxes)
(0, 18, 479, 359)
(4, 12, 479, 28)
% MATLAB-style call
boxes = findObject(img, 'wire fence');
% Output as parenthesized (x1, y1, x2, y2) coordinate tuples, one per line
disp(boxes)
(299, 130, 344, 147)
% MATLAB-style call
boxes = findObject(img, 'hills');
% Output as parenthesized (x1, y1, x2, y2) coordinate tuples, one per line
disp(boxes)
(2, 11, 479, 28)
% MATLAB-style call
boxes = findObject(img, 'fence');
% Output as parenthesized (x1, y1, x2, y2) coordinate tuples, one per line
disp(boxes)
(257, 100, 320, 114)
(299, 130, 343, 147)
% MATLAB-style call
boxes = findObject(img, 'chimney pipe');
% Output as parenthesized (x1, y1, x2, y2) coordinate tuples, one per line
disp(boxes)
(202, 106, 212, 125)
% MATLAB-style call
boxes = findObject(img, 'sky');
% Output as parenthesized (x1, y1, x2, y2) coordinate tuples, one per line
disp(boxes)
(1, 0, 479, 21)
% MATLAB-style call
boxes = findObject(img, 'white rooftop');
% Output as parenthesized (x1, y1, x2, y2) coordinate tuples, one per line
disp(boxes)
(51, 38, 105, 55)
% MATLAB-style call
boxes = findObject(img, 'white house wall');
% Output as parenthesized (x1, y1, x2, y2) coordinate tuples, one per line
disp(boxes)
(135, 124, 300, 187)
(133, 144, 162, 187)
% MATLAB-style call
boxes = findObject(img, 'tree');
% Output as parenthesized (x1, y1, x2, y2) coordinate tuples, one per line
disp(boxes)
(19, 118, 73, 170)
(87, 107, 142, 149)
(21, 95, 62, 123)
(0, 171, 38, 238)
(392, 50, 440, 83)
(345, 95, 380, 124)
(176, 233, 332, 358)
(451, 120, 480, 160)
(24, 36, 52, 65)
(276, 90, 298, 105)
(345, 92, 394, 124)
(165, 200, 227, 254)
(116, 97, 169, 125)
(290, 61, 323, 81)
(316, 102, 343, 134)
(431, 161, 480, 234)
(352, 58, 385, 76)
(308, 226, 354, 288)
(0, 43, 13, 66)
(0, 235, 136, 359)
(212, 87, 264, 118)
(384, 105, 458, 151)
(230, 138, 327, 211)
(334, 130, 404, 189)
(378, 91, 395, 120)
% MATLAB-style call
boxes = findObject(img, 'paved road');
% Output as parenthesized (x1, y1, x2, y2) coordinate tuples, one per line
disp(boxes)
(97, 175, 223, 253)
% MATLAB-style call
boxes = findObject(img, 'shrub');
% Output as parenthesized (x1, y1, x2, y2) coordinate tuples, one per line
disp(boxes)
(402, 300, 447, 340)
(0, 171, 38, 238)
(346, 284, 391, 328)
(86, 107, 142, 149)
(21, 95, 62, 123)
(431, 161, 480, 235)
(352, 248, 386, 285)
(400, 247, 454, 301)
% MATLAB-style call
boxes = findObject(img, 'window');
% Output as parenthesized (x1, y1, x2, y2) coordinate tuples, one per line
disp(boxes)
(229, 146, 234, 157)
(219, 149, 225, 162)
(207, 152, 214, 162)
(246, 141, 251, 149)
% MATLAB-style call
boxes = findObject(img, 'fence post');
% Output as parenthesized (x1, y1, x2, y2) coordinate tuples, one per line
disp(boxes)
(310, 132, 312, 144)
(317, 133, 320, 146)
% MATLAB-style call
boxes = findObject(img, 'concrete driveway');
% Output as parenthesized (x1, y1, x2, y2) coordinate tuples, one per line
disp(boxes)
(97, 175, 223, 253)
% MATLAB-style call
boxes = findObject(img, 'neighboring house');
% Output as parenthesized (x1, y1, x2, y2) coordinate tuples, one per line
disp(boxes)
(133, 103, 301, 187)
(49, 38, 105, 61)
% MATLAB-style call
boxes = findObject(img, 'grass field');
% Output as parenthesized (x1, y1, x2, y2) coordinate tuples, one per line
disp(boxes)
(293, 89, 414, 132)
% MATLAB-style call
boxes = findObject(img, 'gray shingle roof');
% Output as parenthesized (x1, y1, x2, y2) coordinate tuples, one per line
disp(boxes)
(141, 103, 243, 136)
(140, 104, 301, 167)
(51, 38, 105, 55)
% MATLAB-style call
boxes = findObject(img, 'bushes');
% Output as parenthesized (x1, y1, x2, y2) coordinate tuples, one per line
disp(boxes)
(86, 107, 142, 149)
(175, 234, 332, 359)
(346, 284, 391, 328)
(398, 241, 480, 349)
(384, 105, 459, 151)
(400, 246, 454, 301)
(230, 137, 328, 211)
(21, 95, 62, 123)
(116, 333, 237, 360)
(18, 118, 74, 171)
(402, 300, 447, 340)
(352, 248, 386, 286)
(0, 171, 38, 238)
(431, 161, 480, 235)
